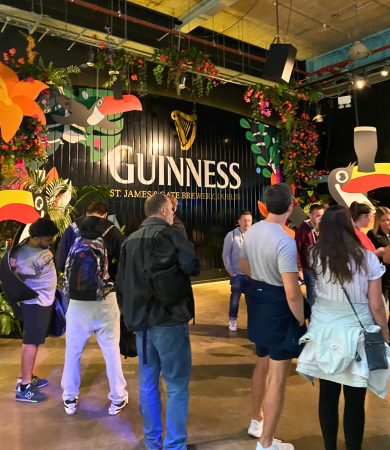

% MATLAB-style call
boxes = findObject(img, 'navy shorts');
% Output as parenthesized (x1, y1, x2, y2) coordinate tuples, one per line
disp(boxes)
(245, 278, 306, 360)
(21, 303, 53, 345)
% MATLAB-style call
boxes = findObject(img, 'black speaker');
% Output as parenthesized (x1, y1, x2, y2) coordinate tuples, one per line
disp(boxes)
(263, 43, 297, 83)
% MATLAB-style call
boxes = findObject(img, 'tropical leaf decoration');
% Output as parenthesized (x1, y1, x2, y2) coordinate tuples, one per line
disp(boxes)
(240, 118, 281, 179)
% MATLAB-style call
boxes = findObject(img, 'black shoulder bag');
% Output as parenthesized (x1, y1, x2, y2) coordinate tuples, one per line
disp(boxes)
(342, 286, 388, 371)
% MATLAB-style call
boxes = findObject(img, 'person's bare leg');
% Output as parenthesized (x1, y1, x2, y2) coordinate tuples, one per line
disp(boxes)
(252, 355, 269, 420)
(259, 359, 291, 448)
(21, 344, 38, 385)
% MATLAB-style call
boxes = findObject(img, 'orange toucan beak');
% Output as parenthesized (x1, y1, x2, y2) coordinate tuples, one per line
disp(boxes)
(342, 163, 390, 193)
(98, 94, 143, 115)
(0, 190, 40, 224)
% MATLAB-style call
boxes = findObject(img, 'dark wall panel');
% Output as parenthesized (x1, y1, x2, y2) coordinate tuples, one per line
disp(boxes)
(46, 91, 270, 280)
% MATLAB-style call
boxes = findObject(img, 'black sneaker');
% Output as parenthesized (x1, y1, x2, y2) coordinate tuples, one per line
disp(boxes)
(15, 384, 47, 403)
(64, 397, 79, 415)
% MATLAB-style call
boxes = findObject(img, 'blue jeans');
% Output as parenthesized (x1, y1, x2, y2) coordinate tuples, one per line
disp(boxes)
(229, 274, 248, 319)
(303, 269, 316, 307)
(136, 324, 192, 450)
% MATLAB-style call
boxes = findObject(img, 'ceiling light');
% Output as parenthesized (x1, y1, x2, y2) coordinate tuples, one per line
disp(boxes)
(313, 104, 325, 122)
(86, 47, 95, 67)
(178, 73, 187, 91)
(380, 66, 389, 77)
(348, 40, 369, 61)
(354, 77, 366, 89)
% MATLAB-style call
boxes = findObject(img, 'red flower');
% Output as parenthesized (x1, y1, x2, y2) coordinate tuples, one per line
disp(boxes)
(9, 48, 16, 56)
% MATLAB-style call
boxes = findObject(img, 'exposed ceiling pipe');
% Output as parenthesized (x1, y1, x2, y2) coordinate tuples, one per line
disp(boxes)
(306, 43, 390, 78)
(65, 0, 306, 74)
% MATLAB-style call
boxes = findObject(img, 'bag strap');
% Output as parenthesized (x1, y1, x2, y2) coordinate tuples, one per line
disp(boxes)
(341, 285, 365, 330)
(101, 224, 114, 238)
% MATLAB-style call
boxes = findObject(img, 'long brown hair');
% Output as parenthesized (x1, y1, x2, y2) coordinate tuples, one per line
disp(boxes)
(309, 205, 367, 283)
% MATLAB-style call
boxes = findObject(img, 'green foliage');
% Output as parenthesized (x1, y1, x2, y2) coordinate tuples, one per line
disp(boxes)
(94, 47, 148, 96)
(0, 291, 22, 337)
(152, 46, 219, 98)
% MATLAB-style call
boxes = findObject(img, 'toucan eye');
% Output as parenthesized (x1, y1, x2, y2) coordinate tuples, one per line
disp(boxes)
(34, 195, 44, 211)
(97, 99, 103, 107)
(335, 170, 349, 183)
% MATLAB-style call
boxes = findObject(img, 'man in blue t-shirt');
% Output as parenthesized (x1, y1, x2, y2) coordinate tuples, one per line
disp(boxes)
(222, 211, 252, 332)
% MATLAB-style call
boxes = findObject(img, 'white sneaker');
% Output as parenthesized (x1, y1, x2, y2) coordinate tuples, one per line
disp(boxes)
(256, 441, 294, 450)
(108, 397, 128, 415)
(228, 319, 237, 332)
(64, 397, 79, 415)
(248, 418, 263, 438)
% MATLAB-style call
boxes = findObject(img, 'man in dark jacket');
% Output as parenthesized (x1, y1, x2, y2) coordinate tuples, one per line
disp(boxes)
(57, 202, 128, 416)
(117, 193, 200, 450)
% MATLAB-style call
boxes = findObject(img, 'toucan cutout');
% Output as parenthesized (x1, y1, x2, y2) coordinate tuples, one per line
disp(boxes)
(51, 94, 142, 131)
(328, 130, 390, 208)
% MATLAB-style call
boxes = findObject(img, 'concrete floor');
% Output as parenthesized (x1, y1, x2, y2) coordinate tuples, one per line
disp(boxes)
(0, 281, 389, 450)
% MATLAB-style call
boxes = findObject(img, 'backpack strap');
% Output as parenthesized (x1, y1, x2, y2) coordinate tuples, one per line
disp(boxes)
(71, 222, 80, 237)
(101, 224, 115, 238)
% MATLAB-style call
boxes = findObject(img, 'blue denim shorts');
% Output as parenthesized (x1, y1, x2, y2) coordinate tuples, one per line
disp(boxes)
(245, 278, 306, 360)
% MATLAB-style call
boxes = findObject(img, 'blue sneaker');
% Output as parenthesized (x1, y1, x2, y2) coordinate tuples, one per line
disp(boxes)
(15, 375, 48, 390)
(15, 384, 47, 403)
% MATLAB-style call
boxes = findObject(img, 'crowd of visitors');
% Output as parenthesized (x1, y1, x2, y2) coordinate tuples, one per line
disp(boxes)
(0, 188, 389, 450)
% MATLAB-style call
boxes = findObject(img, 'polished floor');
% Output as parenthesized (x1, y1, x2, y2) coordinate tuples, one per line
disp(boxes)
(0, 281, 389, 450)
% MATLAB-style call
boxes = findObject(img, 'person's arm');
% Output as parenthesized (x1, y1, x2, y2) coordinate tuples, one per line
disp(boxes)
(383, 246, 390, 264)
(367, 278, 389, 343)
(222, 232, 235, 276)
(239, 258, 251, 277)
(281, 272, 304, 325)
(171, 229, 200, 276)
(55, 227, 76, 271)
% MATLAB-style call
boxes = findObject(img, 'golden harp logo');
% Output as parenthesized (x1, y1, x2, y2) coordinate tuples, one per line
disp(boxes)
(171, 110, 197, 150)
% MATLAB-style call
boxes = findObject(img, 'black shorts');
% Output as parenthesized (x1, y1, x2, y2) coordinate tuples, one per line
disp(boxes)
(21, 303, 53, 345)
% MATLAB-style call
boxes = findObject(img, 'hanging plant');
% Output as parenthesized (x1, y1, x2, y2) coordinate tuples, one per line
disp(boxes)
(281, 114, 320, 188)
(1, 42, 79, 171)
(0, 117, 49, 171)
(153, 46, 219, 98)
(94, 45, 148, 96)
(2, 48, 80, 90)
(243, 82, 321, 192)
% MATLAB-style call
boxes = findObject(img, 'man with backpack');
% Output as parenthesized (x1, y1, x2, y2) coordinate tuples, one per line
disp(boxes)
(57, 202, 128, 416)
(117, 193, 200, 450)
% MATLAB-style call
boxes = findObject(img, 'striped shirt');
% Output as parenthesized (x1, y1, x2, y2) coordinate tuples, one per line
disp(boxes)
(311, 250, 385, 304)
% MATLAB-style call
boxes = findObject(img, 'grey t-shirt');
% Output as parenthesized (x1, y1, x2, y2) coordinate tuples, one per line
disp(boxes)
(10, 244, 57, 306)
(241, 221, 298, 286)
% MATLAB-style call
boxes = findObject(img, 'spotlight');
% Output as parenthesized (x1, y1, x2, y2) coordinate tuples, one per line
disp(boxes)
(354, 77, 366, 89)
(178, 73, 187, 91)
(380, 66, 389, 77)
(86, 47, 95, 67)
(313, 104, 325, 122)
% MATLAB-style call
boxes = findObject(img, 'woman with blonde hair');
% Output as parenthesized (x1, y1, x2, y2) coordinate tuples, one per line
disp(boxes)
(297, 205, 390, 450)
